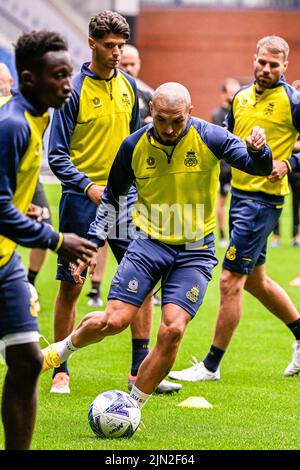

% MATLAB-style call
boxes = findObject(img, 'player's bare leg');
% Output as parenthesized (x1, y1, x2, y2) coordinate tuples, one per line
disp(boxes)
(41, 300, 140, 373)
(244, 264, 299, 323)
(54, 281, 82, 342)
(71, 300, 139, 346)
(212, 269, 248, 350)
(87, 245, 108, 307)
(50, 281, 83, 393)
(2, 343, 43, 449)
(134, 304, 191, 395)
(129, 293, 153, 383)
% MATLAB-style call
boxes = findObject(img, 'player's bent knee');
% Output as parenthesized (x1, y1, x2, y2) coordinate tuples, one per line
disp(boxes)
(159, 322, 185, 345)
(104, 302, 134, 334)
(105, 315, 130, 334)
(220, 270, 243, 295)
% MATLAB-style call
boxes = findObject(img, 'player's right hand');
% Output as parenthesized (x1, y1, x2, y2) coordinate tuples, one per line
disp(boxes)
(246, 126, 266, 151)
(86, 184, 105, 205)
(57, 233, 97, 264)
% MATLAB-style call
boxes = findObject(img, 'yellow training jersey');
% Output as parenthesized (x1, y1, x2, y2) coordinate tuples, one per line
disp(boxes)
(48, 63, 140, 194)
(88, 118, 272, 246)
(0, 92, 59, 266)
(227, 78, 300, 196)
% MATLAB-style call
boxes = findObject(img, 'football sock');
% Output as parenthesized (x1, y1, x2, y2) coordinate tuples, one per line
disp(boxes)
(203, 345, 225, 372)
(28, 269, 38, 286)
(287, 318, 300, 340)
(53, 361, 69, 378)
(130, 384, 151, 408)
(55, 334, 78, 362)
(219, 229, 225, 239)
(90, 281, 100, 297)
(131, 339, 150, 376)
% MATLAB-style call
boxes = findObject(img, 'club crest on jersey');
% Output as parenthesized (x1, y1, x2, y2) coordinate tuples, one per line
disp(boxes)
(264, 102, 275, 116)
(146, 156, 156, 169)
(184, 150, 198, 167)
(122, 93, 130, 105)
(92, 97, 102, 108)
(127, 279, 139, 293)
(186, 285, 200, 303)
(241, 98, 248, 107)
(226, 245, 237, 261)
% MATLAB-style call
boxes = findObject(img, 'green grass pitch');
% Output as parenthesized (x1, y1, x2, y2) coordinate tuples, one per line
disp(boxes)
(0, 184, 300, 450)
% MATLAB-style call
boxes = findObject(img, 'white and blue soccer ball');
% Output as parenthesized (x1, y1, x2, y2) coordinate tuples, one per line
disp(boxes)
(88, 390, 141, 439)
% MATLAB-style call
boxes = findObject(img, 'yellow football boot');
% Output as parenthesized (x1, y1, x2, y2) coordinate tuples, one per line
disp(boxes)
(41, 344, 62, 373)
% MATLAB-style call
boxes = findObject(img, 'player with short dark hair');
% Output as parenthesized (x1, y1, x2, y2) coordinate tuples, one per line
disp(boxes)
(89, 10, 130, 40)
(0, 30, 96, 450)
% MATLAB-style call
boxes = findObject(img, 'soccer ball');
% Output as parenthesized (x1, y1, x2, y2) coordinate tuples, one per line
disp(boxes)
(88, 390, 141, 439)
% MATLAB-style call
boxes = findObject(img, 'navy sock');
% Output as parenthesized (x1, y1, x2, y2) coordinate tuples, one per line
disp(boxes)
(203, 345, 225, 372)
(28, 269, 38, 286)
(52, 361, 69, 378)
(287, 318, 300, 340)
(130, 339, 150, 376)
(89, 281, 100, 297)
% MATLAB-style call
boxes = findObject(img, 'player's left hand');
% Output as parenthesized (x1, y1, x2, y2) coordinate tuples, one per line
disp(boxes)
(268, 160, 289, 183)
(246, 126, 266, 151)
(27, 203, 43, 220)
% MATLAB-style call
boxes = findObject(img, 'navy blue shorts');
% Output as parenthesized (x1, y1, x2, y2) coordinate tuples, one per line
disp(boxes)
(222, 195, 282, 275)
(57, 189, 136, 283)
(0, 253, 39, 339)
(108, 233, 218, 317)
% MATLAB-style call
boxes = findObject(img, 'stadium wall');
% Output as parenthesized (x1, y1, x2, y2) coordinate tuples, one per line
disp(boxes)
(136, 8, 300, 120)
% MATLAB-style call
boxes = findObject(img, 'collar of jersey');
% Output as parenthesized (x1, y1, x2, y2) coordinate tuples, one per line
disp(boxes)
(12, 91, 42, 116)
(81, 62, 118, 81)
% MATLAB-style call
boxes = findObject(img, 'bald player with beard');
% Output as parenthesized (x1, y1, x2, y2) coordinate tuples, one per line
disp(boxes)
(41, 82, 272, 413)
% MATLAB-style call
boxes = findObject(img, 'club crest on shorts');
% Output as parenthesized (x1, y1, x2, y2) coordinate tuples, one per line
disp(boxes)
(186, 285, 200, 303)
(127, 279, 139, 293)
(226, 245, 237, 261)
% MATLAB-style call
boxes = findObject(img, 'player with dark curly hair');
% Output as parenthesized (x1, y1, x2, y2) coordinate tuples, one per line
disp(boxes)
(0, 30, 96, 450)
